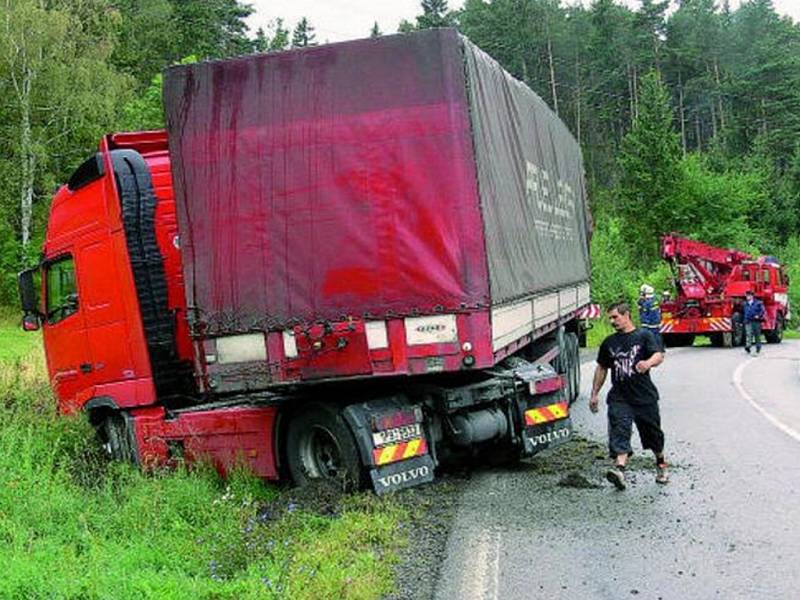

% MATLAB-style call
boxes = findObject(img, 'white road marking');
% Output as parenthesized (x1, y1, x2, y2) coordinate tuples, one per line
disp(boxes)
(460, 528, 490, 600)
(489, 529, 501, 600)
(733, 359, 800, 443)
(458, 521, 501, 599)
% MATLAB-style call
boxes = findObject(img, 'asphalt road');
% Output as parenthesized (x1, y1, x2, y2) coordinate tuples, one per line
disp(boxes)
(433, 339, 800, 600)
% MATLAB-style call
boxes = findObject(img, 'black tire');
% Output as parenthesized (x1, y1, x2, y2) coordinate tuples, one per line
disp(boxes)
(722, 331, 733, 348)
(101, 412, 136, 463)
(732, 313, 745, 347)
(554, 332, 581, 405)
(285, 403, 365, 490)
(482, 441, 523, 468)
(578, 327, 588, 348)
(709, 332, 732, 347)
(765, 315, 784, 344)
(663, 333, 695, 347)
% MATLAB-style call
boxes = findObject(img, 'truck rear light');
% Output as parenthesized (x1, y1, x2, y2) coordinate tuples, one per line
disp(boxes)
(371, 407, 422, 432)
(282, 331, 298, 359)
(531, 375, 564, 395)
(365, 321, 388, 349)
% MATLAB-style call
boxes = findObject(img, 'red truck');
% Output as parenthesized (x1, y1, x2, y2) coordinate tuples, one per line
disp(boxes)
(18, 30, 592, 494)
(660, 233, 791, 347)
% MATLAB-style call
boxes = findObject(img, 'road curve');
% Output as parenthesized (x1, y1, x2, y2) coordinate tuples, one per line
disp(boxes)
(434, 340, 800, 600)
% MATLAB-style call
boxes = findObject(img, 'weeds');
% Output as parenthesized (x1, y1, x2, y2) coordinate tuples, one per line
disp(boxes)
(0, 318, 406, 599)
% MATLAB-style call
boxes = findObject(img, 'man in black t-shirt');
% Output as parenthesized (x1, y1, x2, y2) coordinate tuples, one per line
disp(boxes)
(590, 301, 668, 490)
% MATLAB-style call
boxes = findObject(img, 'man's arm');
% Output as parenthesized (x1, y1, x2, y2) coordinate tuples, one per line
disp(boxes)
(636, 351, 664, 373)
(589, 364, 608, 414)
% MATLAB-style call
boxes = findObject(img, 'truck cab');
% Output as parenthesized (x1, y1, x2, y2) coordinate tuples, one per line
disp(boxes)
(19, 131, 194, 416)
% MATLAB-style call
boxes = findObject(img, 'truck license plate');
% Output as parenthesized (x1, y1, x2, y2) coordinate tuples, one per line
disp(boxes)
(372, 423, 422, 447)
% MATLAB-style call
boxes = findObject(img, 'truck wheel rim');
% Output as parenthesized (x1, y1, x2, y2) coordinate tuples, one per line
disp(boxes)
(300, 426, 343, 480)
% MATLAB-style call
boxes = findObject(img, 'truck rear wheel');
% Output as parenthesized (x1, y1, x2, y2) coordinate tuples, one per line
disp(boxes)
(565, 332, 581, 405)
(285, 403, 365, 490)
(765, 315, 784, 344)
(663, 333, 695, 347)
(710, 332, 732, 347)
(553, 332, 580, 405)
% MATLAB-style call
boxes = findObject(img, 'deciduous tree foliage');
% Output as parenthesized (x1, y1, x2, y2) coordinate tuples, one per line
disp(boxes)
(0, 0, 131, 300)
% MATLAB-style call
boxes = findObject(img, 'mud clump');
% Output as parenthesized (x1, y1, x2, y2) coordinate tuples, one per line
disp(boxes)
(558, 471, 601, 489)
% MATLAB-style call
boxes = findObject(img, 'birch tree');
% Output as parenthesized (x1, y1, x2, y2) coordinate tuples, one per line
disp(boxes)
(0, 0, 131, 253)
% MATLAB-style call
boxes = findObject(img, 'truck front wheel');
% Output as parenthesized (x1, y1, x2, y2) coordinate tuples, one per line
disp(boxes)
(285, 403, 365, 490)
(100, 412, 137, 463)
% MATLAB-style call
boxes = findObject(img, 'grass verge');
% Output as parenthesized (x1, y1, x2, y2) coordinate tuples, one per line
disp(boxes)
(0, 314, 406, 599)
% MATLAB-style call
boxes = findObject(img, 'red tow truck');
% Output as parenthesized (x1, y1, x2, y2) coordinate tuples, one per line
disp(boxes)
(660, 234, 790, 347)
(18, 30, 592, 494)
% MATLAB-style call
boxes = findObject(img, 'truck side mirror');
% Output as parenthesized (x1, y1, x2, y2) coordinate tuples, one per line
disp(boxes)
(18, 267, 42, 332)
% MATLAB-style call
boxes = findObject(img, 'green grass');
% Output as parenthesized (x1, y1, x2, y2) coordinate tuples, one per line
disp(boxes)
(0, 313, 406, 599)
(0, 307, 41, 362)
(586, 318, 614, 348)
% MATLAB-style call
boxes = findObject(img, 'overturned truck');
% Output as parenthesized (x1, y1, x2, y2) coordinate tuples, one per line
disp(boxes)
(20, 29, 592, 493)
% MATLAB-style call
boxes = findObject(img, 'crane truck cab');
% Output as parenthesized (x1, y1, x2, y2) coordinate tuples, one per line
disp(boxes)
(659, 233, 790, 347)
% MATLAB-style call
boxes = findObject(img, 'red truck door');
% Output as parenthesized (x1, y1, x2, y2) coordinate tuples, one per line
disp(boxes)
(42, 253, 92, 410)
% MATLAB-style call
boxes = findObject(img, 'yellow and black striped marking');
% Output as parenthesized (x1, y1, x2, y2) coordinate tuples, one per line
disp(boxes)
(525, 401, 569, 426)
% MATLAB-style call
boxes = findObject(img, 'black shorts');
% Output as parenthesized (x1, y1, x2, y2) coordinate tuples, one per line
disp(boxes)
(607, 401, 664, 458)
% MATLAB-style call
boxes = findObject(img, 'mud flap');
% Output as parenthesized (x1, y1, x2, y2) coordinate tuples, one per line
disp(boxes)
(522, 416, 573, 455)
(342, 398, 436, 494)
(513, 361, 574, 455)
(370, 455, 436, 495)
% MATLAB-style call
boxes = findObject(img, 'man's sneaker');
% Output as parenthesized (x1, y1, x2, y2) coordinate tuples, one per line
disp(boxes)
(606, 467, 627, 490)
(656, 463, 669, 485)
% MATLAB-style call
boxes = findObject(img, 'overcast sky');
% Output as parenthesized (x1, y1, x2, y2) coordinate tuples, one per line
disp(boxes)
(247, 1, 800, 44)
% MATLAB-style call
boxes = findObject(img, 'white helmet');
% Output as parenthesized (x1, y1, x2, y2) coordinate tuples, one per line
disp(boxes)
(640, 284, 654, 295)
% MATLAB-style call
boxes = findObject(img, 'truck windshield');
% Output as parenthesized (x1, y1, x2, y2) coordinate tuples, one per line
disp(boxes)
(46, 256, 78, 324)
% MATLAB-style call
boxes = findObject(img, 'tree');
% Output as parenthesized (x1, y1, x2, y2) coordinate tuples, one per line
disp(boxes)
(617, 71, 682, 261)
(121, 56, 197, 131)
(110, 0, 177, 89)
(0, 0, 131, 253)
(398, 19, 416, 33)
(416, 0, 456, 29)
(370, 21, 382, 38)
(170, 0, 254, 59)
(254, 19, 290, 53)
(291, 17, 316, 48)
(112, 0, 255, 89)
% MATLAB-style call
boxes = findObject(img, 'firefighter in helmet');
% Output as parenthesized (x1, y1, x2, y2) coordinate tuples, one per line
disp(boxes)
(638, 284, 663, 350)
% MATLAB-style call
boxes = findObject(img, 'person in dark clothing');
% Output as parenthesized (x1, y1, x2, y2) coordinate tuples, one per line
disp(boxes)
(590, 301, 667, 490)
(743, 290, 766, 355)
(638, 284, 663, 350)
